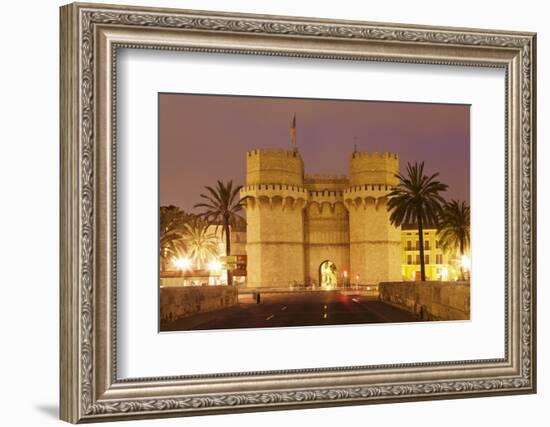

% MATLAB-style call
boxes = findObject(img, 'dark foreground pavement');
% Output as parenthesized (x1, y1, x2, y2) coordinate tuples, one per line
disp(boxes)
(161, 291, 420, 332)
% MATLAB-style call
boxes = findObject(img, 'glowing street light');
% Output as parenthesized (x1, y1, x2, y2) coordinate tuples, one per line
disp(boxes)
(441, 267, 449, 281)
(460, 255, 471, 271)
(208, 259, 223, 286)
(208, 259, 222, 272)
(173, 257, 192, 270)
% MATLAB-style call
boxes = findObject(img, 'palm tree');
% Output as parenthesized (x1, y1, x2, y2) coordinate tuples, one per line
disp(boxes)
(387, 162, 448, 282)
(437, 200, 470, 280)
(183, 218, 220, 270)
(194, 180, 247, 285)
(159, 205, 189, 271)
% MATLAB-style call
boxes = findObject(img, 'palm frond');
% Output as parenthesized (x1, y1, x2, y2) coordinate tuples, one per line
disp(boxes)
(437, 200, 470, 255)
(386, 161, 449, 281)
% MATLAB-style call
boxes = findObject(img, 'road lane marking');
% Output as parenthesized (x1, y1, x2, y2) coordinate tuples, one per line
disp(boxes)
(266, 314, 275, 320)
(352, 298, 360, 303)
(281, 306, 287, 311)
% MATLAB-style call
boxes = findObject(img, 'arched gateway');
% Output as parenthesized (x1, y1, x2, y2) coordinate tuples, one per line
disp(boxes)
(319, 261, 337, 289)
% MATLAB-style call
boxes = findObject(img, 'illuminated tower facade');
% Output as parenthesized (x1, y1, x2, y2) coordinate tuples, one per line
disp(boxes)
(241, 147, 402, 289)
(344, 151, 402, 284)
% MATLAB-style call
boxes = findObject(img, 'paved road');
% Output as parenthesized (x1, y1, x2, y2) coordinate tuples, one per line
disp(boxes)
(161, 291, 419, 332)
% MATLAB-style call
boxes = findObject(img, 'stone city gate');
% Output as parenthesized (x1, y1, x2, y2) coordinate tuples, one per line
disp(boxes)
(240, 148, 402, 288)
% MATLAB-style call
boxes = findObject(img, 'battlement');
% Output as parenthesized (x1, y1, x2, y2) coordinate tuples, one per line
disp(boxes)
(246, 148, 302, 158)
(351, 151, 399, 160)
(309, 189, 344, 197)
(344, 184, 395, 194)
(349, 150, 399, 186)
(240, 184, 308, 194)
(246, 147, 304, 186)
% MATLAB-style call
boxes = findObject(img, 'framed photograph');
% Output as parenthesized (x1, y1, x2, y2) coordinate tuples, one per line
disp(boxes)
(158, 93, 471, 332)
(60, 2, 537, 423)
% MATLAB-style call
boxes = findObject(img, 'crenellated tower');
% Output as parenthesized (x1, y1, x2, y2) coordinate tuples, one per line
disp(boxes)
(240, 149, 307, 288)
(240, 147, 403, 289)
(344, 151, 402, 284)
(245, 148, 304, 186)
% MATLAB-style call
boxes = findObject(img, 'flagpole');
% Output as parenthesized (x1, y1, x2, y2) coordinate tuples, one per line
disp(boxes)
(290, 113, 296, 149)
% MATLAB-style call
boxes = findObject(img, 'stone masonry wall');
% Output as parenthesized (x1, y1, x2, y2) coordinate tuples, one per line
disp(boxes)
(244, 196, 305, 287)
(379, 281, 470, 321)
(348, 198, 401, 284)
(160, 286, 238, 322)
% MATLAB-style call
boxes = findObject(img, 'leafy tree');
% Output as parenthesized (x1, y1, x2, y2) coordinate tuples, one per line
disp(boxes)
(437, 200, 470, 280)
(194, 180, 247, 285)
(183, 217, 220, 270)
(159, 205, 189, 271)
(387, 162, 448, 281)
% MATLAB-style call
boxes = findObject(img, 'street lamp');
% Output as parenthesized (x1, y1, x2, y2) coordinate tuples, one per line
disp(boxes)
(460, 255, 471, 281)
(460, 255, 471, 271)
(208, 259, 222, 285)
(173, 257, 192, 270)
(208, 259, 222, 271)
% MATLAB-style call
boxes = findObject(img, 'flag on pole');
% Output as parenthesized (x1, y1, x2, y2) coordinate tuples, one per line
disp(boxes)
(290, 113, 296, 146)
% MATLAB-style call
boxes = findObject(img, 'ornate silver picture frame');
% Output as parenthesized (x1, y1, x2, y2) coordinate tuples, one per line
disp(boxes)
(60, 2, 536, 423)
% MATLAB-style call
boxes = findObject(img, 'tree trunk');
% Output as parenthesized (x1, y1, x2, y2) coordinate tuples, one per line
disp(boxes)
(417, 214, 426, 282)
(224, 223, 232, 286)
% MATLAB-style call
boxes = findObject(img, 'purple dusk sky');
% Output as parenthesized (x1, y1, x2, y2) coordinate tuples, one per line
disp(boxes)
(159, 93, 470, 213)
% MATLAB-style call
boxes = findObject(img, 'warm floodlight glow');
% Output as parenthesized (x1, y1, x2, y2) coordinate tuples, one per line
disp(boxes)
(461, 255, 471, 270)
(441, 267, 449, 281)
(173, 257, 192, 270)
(208, 260, 222, 271)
